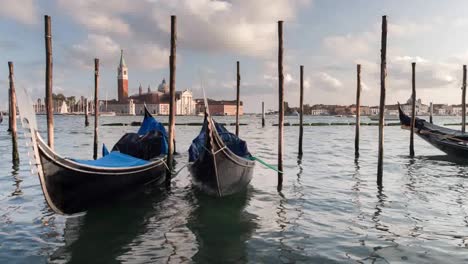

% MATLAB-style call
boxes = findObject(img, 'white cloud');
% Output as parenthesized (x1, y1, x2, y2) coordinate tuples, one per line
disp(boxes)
(323, 33, 374, 58)
(58, 0, 309, 57)
(0, 0, 38, 25)
(314, 72, 343, 91)
(68, 34, 169, 70)
(388, 22, 433, 37)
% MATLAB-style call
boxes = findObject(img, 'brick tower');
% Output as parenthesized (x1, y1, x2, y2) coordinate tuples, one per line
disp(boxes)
(117, 49, 128, 102)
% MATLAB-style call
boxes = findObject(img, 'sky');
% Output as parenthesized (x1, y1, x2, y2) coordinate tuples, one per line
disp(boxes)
(1, 0, 468, 112)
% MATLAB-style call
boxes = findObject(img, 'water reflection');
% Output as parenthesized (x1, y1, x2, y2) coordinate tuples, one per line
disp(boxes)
(187, 188, 257, 263)
(10, 162, 21, 196)
(49, 186, 168, 263)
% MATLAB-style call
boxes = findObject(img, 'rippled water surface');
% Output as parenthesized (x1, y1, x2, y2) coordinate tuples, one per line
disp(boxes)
(2, 114, 468, 263)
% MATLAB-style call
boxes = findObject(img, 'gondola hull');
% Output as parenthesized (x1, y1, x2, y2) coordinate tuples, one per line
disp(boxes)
(189, 116, 255, 197)
(406, 129, 468, 157)
(36, 134, 166, 215)
(399, 105, 468, 158)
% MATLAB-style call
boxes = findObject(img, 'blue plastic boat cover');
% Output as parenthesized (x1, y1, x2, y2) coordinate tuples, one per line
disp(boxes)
(73, 151, 149, 168)
(188, 118, 250, 162)
(102, 144, 110, 157)
(137, 111, 169, 154)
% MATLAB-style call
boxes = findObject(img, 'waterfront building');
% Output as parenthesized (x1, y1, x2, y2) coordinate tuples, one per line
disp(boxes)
(106, 51, 196, 115)
(195, 99, 243, 116)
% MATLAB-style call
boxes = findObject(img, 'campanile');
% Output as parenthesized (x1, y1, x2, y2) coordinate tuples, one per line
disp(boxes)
(117, 49, 128, 102)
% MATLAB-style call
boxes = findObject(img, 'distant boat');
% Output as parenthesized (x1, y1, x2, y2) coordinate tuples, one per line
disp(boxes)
(100, 111, 116, 117)
(59, 101, 68, 115)
(369, 114, 399, 121)
(0, 112, 3, 124)
(286, 110, 299, 117)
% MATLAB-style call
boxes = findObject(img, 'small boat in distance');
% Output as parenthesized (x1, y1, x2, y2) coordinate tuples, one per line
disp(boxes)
(369, 114, 399, 121)
(398, 104, 468, 157)
(188, 111, 255, 197)
(100, 111, 117, 117)
(17, 88, 169, 215)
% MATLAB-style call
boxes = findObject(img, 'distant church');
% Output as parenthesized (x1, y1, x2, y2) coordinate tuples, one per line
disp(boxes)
(107, 50, 196, 115)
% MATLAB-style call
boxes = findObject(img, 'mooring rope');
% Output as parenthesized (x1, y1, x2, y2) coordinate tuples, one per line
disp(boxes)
(249, 156, 283, 173)
(171, 162, 193, 177)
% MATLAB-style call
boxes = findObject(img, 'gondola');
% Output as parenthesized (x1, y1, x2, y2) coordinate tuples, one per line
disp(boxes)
(398, 104, 468, 157)
(188, 112, 255, 197)
(17, 88, 169, 215)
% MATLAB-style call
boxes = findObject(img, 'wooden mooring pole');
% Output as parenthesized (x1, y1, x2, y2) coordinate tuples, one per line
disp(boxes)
(7, 85, 12, 132)
(377, 15, 387, 186)
(236, 61, 240, 136)
(429, 102, 433, 124)
(298, 65, 304, 156)
(262, 102, 265, 127)
(462, 65, 466, 133)
(93, 59, 99, 160)
(45, 15, 54, 149)
(167, 15, 177, 188)
(84, 98, 89, 127)
(410, 62, 416, 157)
(277, 20, 284, 191)
(355, 64, 361, 157)
(8, 62, 19, 163)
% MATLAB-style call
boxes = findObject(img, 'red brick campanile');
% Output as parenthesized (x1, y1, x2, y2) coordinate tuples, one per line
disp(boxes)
(117, 49, 128, 102)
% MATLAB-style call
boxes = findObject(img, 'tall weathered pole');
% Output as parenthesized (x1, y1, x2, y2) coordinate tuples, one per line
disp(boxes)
(298, 65, 304, 156)
(462, 65, 466, 133)
(167, 15, 177, 188)
(377, 15, 387, 186)
(8, 62, 19, 163)
(410, 62, 416, 157)
(45, 15, 54, 149)
(7, 85, 12, 132)
(93, 59, 99, 160)
(429, 102, 433, 124)
(262, 102, 265, 127)
(355, 64, 361, 157)
(84, 98, 89, 127)
(236, 61, 240, 136)
(277, 20, 284, 191)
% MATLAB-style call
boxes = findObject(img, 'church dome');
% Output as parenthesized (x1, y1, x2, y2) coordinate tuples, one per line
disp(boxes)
(158, 78, 169, 93)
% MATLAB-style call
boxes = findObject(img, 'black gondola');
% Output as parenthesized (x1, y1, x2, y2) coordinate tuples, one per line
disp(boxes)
(188, 112, 255, 197)
(398, 104, 468, 157)
(17, 88, 169, 215)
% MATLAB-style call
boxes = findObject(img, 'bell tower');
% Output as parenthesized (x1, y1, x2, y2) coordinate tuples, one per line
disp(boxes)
(117, 49, 128, 102)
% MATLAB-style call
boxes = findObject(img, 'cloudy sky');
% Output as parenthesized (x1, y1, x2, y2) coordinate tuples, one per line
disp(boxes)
(1, 0, 468, 112)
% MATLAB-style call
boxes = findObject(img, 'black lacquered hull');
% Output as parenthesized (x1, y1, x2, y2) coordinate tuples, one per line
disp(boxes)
(189, 115, 255, 197)
(398, 105, 468, 159)
(37, 139, 166, 215)
(189, 149, 254, 197)
(418, 133, 468, 158)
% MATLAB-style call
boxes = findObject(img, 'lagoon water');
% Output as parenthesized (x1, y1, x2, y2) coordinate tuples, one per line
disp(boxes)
(1, 114, 468, 263)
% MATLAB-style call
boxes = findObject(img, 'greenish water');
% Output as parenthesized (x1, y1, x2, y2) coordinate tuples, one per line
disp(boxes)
(1, 115, 468, 263)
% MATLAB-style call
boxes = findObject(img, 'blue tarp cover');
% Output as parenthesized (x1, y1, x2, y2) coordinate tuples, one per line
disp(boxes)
(188, 118, 250, 162)
(138, 112, 169, 154)
(73, 151, 149, 168)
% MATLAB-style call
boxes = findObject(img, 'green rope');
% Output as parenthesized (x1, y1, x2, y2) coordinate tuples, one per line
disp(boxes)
(249, 156, 283, 173)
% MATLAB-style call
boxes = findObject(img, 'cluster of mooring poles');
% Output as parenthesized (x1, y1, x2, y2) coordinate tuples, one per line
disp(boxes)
(7, 14, 468, 191)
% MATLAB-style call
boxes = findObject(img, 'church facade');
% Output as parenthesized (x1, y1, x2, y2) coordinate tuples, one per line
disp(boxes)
(106, 50, 196, 115)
